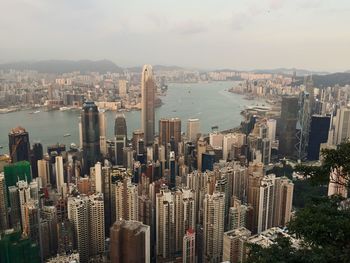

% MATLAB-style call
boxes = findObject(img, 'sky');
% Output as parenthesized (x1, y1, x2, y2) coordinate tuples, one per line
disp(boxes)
(0, 0, 349, 72)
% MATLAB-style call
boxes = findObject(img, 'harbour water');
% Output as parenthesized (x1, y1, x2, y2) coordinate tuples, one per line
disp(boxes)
(0, 81, 260, 153)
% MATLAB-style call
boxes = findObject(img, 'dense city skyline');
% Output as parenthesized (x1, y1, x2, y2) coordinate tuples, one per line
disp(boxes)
(1, 0, 350, 71)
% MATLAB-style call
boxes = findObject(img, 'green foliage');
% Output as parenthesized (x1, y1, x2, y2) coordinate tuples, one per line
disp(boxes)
(247, 197, 350, 263)
(295, 142, 350, 187)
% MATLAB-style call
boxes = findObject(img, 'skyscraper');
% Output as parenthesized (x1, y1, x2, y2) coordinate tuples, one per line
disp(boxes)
(115, 113, 127, 165)
(159, 117, 181, 153)
(222, 227, 251, 263)
(203, 192, 225, 263)
(8, 126, 30, 163)
(187, 119, 200, 142)
(141, 65, 156, 146)
(183, 229, 196, 263)
(110, 220, 150, 263)
(81, 101, 100, 174)
(308, 115, 331, 160)
(279, 96, 298, 158)
(0, 173, 9, 232)
(55, 155, 64, 192)
(99, 110, 107, 156)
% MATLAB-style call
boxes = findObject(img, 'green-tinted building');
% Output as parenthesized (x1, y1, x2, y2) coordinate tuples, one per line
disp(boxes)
(4, 161, 32, 188)
(0, 229, 40, 263)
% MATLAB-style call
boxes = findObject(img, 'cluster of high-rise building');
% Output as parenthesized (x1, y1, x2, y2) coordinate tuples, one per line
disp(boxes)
(0, 64, 301, 263)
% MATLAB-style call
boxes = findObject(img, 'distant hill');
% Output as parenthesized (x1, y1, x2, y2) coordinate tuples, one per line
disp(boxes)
(0, 59, 123, 74)
(127, 65, 184, 72)
(252, 68, 329, 76)
(296, 72, 350, 87)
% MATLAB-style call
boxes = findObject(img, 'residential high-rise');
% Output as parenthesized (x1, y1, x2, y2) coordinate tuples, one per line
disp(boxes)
(203, 192, 225, 263)
(119, 79, 128, 97)
(115, 113, 127, 165)
(37, 159, 50, 187)
(115, 177, 139, 221)
(273, 177, 294, 227)
(0, 173, 9, 232)
(17, 180, 31, 233)
(8, 126, 30, 163)
(228, 198, 249, 231)
(156, 187, 176, 260)
(183, 229, 196, 263)
(88, 193, 105, 256)
(68, 196, 89, 263)
(55, 155, 64, 192)
(99, 110, 107, 156)
(81, 101, 100, 174)
(187, 119, 200, 142)
(110, 220, 150, 263)
(222, 227, 251, 263)
(141, 65, 156, 146)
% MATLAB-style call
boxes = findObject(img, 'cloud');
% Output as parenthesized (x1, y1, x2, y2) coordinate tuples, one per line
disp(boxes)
(230, 13, 251, 31)
(269, 0, 285, 10)
(172, 20, 208, 35)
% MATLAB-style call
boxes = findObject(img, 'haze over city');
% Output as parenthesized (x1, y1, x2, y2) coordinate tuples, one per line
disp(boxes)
(1, 0, 350, 71)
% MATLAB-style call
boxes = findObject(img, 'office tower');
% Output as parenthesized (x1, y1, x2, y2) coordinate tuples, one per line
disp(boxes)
(110, 220, 150, 263)
(197, 138, 207, 171)
(41, 206, 58, 256)
(123, 147, 134, 170)
(132, 129, 144, 150)
(31, 142, 43, 178)
(115, 177, 139, 221)
(141, 65, 156, 146)
(29, 181, 38, 201)
(308, 115, 331, 160)
(183, 229, 196, 263)
(99, 110, 107, 156)
(156, 187, 175, 259)
(0, 229, 40, 263)
(223, 133, 245, 161)
(222, 227, 251, 263)
(202, 151, 215, 172)
(89, 193, 105, 256)
(0, 173, 9, 232)
(119, 79, 128, 97)
(159, 118, 181, 152)
(273, 177, 294, 227)
(203, 192, 225, 263)
(187, 119, 200, 142)
(8, 126, 30, 163)
(38, 159, 50, 187)
(93, 162, 103, 193)
(229, 198, 249, 230)
(266, 119, 276, 142)
(81, 101, 100, 174)
(115, 113, 127, 165)
(296, 90, 312, 160)
(334, 106, 350, 145)
(68, 197, 89, 263)
(279, 96, 298, 158)
(169, 151, 176, 187)
(55, 155, 64, 192)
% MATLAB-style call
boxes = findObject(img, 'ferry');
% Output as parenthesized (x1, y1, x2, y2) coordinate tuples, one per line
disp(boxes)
(63, 133, 71, 137)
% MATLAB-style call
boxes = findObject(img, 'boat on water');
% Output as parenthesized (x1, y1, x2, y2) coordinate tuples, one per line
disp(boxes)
(29, 110, 41, 114)
(63, 133, 71, 137)
(0, 146, 3, 149)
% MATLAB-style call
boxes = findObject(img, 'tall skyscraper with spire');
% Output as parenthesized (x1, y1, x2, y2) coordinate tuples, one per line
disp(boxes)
(141, 65, 156, 146)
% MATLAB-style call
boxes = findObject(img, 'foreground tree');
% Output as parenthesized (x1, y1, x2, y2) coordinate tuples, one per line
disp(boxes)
(247, 142, 350, 263)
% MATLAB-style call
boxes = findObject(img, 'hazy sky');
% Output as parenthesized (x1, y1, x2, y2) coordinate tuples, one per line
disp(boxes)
(1, 0, 349, 71)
